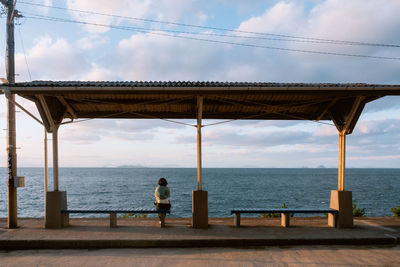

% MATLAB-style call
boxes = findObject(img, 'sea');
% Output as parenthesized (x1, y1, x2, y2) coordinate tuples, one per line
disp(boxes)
(0, 168, 399, 218)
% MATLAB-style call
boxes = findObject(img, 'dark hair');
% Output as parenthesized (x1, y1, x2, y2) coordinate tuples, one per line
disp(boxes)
(158, 177, 168, 186)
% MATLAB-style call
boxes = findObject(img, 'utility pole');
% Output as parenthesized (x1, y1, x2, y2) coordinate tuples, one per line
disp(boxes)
(1, 0, 18, 228)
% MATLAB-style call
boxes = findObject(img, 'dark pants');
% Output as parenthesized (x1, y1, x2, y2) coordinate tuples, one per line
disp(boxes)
(156, 203, 171, 224)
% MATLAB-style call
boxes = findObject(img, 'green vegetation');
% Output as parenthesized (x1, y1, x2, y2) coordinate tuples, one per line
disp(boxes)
(352, 203, 366, 217)
(391, 206, 400, 216)
(121, 203, 147, 219)
(258, 203, 288, 218)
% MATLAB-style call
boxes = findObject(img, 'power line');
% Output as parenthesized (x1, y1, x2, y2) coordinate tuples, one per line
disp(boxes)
(17, 24, 32, 81)
(18, 1, 400, 48)
(21, 11, 328, 44)
(16, 11, 400, 48)
(23, 13, 400, 60)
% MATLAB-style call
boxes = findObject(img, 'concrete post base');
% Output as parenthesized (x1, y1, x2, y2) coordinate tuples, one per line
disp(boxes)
(330, 190, 353, 228)
(45, 191, 68, 229)
(192, 190, 208, 229)
(328, 213, 338, 228)
(281, 213, 290, 227)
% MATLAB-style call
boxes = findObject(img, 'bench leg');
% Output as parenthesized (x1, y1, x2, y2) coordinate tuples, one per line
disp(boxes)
(110, 213, 117, 228)
(328, 213, 338, 228)
(281, 213, 290, 227)
(234, 213, 240, 227)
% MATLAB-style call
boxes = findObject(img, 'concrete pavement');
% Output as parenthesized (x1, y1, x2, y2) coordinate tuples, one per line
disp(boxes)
(1, 246, 400, 266)
(0, 217, 399, 249)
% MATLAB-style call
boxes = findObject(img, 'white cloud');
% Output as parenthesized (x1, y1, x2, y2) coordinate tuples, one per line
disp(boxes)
(153, 0, 203, 26)
(60, 119, 186, 144)
(32, 0, 53, 15)
(314, 125, 337, 137)
(175, 117, 400, 155)
(65, 0, 202, 33)
(66, 0, 152, 33)
(196, 12, 208, 24)
(363, 96, 400, 113)
(77, 36, 108, 51)
(237, 2, 305, 34)
(82, 63, 115, 81)
(308, 0, 400, 45)
(354, 119, 400, 136)
(104, 0, 400, 84)
(15, 36, 91, 81)
(115, 31, 224, 80)
(0, 55, 5, 80)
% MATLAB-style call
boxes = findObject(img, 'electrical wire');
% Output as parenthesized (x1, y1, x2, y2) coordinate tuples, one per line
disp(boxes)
(16, 11, 399, 47)
(18, 1, 400, 48)
(17, 24, 32, 81)
(22, 13, 400, 60)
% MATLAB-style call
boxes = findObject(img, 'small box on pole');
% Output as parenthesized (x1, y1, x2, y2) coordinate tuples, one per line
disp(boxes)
(13, 176, 24, 187)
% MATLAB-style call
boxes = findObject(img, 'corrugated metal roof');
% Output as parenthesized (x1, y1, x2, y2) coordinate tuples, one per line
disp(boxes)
(9, 80, 400, 88)
(5, 80, 400, 134)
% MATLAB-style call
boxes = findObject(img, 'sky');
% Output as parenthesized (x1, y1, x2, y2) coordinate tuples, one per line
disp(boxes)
(0, 0, 399, 168)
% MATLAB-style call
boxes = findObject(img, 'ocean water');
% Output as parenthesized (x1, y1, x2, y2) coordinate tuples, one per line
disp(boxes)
(0, 168, 399, 218)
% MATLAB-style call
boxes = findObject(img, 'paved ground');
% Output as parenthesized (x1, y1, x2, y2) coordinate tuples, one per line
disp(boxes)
(0, 217, 399, 249)
(1, 217, 399, 266)
(1, 246, 400, 266)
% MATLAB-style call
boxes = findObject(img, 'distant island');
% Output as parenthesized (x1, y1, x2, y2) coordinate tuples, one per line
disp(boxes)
(117, 165, 148, 168)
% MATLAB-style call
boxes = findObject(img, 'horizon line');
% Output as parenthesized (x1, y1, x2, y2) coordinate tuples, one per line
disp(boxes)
(0, 166, 399, 169)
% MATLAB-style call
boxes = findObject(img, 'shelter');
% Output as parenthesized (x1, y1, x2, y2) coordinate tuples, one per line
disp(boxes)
(4, 81, 400, 228)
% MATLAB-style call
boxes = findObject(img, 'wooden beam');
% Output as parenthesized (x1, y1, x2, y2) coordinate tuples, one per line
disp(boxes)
(317, 97, 338, 121)
(74, 111, 320, 120)
(343, 96, 365, 134)
(56, 96, 77, 119)
(38, 95, 55, 132)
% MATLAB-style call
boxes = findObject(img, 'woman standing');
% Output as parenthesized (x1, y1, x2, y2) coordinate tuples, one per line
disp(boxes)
(154, 178, 171, 227)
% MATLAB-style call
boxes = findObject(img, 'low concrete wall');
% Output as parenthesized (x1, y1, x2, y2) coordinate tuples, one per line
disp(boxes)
(192, 190, 208, 228)
(330, 190, 353, 228)
(45, 191, 68, 229)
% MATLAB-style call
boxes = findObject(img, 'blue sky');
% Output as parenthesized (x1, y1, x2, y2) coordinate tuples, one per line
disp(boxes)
(0, 0, 399, 168)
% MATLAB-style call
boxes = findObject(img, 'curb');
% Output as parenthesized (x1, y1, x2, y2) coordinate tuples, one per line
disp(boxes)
(1, 237, 398, 250)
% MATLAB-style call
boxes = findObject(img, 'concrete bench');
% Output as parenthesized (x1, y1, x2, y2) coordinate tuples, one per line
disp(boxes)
(231, 208, 338, 228)
(61, 209, 170, 228)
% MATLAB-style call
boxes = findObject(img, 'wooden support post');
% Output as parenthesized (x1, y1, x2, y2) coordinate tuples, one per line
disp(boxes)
(234, 213, 240, 227)
(192, 96, 208, 228)
(197, 96, 203, 190)
(52, 125, 59, 191)
(3, 0, 18, 229)
(281, 213, 290, 227)
(338, 130, 346, 191)
(44, 128, 48, 215)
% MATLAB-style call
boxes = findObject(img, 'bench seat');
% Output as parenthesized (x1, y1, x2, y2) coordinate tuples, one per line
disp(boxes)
(231, 208, 338, 227)
(62, 209, 170, 228)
